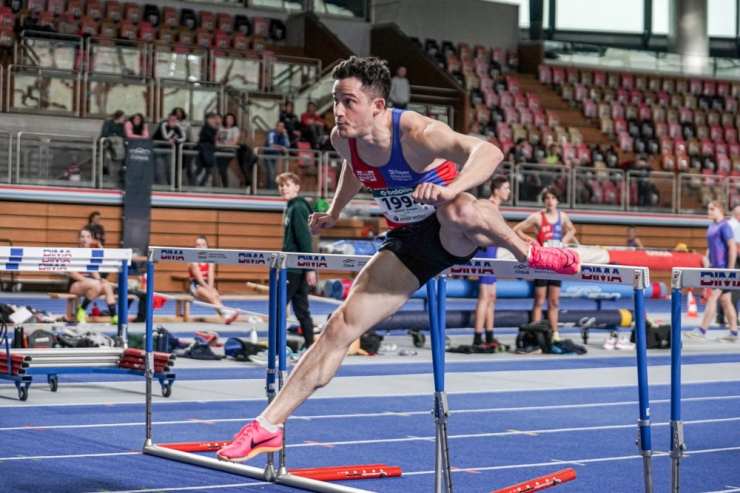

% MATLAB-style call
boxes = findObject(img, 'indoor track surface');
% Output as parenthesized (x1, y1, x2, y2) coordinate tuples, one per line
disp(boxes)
(1, 294, 739, 493)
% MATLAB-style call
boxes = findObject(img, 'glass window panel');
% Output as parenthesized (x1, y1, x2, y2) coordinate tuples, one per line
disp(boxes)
(556, 0, 643, 33)
(708, 0, 735, 37)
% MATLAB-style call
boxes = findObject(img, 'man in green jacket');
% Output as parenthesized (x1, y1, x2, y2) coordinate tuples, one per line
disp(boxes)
(277, 172, 317, 359)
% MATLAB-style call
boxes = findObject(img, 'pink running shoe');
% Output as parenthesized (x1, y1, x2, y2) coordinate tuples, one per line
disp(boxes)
(217, 420, 282, 462)
(527, 242, 581, 275)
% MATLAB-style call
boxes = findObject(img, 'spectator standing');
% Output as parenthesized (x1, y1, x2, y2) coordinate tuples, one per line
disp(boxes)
(472, 176, 510, 348)
(301, 102, 326, 149)
(263, 121, 290, 190)
(124, 114, 149, 139)
(100, 110, 126, 186)
(191, 113, 219, 187)
(685, 201, 738, 342)
(513, 186, 577, 344)
(389, 66, 410, 109)
(171, 107, 194, 183)
(152, 114, 186, 185)
(280, 102, 302, 148)
(215, 113, 241, 188)
(277, 172, 317, 359)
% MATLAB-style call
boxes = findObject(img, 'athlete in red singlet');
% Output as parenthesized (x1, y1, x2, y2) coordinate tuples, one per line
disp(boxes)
(514, 186, 576, 343)
(188, 236, 237, 324)
(218, 57, 581, 463)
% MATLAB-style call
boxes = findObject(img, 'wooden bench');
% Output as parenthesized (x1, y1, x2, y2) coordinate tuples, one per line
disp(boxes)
(48, 293, 138, 319)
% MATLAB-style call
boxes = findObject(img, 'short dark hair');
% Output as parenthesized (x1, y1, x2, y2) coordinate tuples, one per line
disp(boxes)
(111, 110, 124, 120)
(491, 176, 509, 192)
(332, 56, 391, 102)
(540, 186, 560, 202)
(88, 211, 100, 222)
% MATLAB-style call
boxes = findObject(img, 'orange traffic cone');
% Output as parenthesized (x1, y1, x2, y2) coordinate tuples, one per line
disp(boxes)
(687, 289, 699, 318)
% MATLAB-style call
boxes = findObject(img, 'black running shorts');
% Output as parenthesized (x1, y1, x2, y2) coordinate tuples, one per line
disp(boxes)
(379, 213, 478, 287)
(534, 279, 562, 288)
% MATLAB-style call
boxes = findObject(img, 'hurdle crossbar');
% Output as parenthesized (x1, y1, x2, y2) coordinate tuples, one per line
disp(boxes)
(0, 247, 131, 401)
(668, 267, 740, 493)
(280, 253, 652, 493)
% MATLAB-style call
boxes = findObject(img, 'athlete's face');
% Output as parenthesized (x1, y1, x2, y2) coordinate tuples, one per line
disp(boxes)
(79, 230, 93, 248)
(333, 77, 384, 139)
(544, 192, 559, 211)
(195, 238, 208, 249)
(493, 182, 511, 202)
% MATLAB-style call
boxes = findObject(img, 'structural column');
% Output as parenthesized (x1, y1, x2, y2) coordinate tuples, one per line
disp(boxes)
(668, 0, 709, 73)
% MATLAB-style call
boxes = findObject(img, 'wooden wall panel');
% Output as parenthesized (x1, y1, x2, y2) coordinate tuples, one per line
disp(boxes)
(0, 199, 716, 292)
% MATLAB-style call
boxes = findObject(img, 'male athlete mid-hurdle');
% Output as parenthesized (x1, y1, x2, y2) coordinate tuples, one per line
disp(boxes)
(217, 56, 580, 462)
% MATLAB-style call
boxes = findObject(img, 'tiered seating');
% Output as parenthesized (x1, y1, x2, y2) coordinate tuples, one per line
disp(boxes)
(540, 64, 740, 207)
(7, 0, 287, 50)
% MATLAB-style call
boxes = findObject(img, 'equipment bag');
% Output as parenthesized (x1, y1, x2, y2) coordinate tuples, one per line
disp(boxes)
(516, 320, 553, 353)
(360, 329, 382, 354)
(224, 337, 264, 361)
(178, 340, 223, 360)
(631, 324, 671, 349)
(154, 326, 184, 353)
(25, 329, 57, 348)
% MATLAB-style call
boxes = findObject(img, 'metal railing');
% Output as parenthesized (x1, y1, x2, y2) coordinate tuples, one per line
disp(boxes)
(16, 132, 96, 187)
(156, 79, 223, 125)
(7, 65, 79, 117)
(0, 130, 12, 184)
(83, 71, 155, 120)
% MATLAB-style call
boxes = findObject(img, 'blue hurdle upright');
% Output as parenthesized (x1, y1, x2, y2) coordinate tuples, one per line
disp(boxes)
(668, 267, 737, 493)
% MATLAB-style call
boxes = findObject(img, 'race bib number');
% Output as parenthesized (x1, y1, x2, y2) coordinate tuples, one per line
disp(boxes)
(373, 187, 436, 225)
(544, 239, 564, 247)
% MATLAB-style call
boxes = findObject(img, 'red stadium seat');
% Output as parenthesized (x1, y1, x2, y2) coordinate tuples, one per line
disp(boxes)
(218, 13, 232, 33)
(124, 2, 140, 23)
(200, 11, 215, 31)
(538, 64, 552, 85)
(99, 19, 117, 38)
(27, 0, 45, 11)
(80, 15, 97, 35)
(47, 0, 63, 15)
(195, 27, 212, 48)
(593, 71, 606, 88)
(119, 21, 136, 40)
(86, 0, 102, 20)
(139, 21, 155, 41)
(162, 6, 177, 28)
(0, 7, 13, 28)
(253, 16, 268, 37)
(106, 0, 121, 22)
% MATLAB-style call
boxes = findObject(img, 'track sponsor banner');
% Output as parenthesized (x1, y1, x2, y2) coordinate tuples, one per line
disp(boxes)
(675, 267, 740, 290)
(283, 253, 373, 272)
(0, 247, 132, 261)
(0, 263, 122, 272)
(150, 247, 276, 266)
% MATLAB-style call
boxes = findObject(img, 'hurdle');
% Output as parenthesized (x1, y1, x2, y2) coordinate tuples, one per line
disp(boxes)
(275, 254, 654, 493)
(0, 246, 132, 401)
(142, 247, 373, 493)
(668, 267, 736, 493)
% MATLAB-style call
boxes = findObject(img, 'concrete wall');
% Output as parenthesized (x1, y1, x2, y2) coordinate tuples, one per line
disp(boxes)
(373, 0, 519, 50)
(321, 17, 370, 56)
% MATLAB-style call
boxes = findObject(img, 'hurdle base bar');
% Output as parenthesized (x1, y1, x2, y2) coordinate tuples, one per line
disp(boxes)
(490, 468, 577, 493)
(670, 420, 685, 493)
(432, 390, 453, 493)
(144, 444, 266, 480)
(635, 418, 654, 493)
(288, 464, 402, 482)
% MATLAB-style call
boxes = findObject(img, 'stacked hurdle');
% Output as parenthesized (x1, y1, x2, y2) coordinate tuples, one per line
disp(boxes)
(143, 247, 655, 493)
(0, 247, 136, 401)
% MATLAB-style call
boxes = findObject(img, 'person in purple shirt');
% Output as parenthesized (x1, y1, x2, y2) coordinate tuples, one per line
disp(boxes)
(685, 200, 739, 341)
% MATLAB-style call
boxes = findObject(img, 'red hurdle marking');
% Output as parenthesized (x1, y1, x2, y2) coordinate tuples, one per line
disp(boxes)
(288, 464, 402, 482)
(158, 441, 232, 452)
(490, 468, 577, 493)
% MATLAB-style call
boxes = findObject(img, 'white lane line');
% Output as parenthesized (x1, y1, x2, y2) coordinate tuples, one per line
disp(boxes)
(699, 486, 740, 493)
(402, 446, 740, 476)
(1, 378, 739, 409)
(2, 394, 739, 432)
(81, 482, 271, 493)
(0, 451, 139, 461)
(283, 417, 740, 449)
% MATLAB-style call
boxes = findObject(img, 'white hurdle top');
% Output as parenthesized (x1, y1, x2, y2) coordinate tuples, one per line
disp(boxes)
(149, 247, 278, 266)
(672, 267, 740, 290)
(0, 247, 132, 273)
(282, 253, 651, 290)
